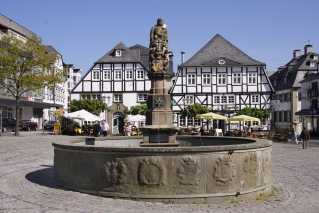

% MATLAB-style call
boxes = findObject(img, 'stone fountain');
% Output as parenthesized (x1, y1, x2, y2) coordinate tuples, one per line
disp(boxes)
(140, 17, 179, 147)
(52, 18, 272, 204)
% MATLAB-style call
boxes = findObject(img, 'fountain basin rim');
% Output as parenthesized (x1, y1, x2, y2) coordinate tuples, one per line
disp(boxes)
(52, 136, 272, 153)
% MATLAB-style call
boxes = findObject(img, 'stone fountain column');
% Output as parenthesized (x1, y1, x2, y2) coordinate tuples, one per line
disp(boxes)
(140, 18, 179, 147)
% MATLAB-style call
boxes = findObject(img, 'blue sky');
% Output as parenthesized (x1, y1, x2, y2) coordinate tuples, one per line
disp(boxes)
(2, 0, 319, 74)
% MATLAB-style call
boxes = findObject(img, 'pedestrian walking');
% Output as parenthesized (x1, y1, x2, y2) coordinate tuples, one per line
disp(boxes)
(93, 120, 101, 137)
(101, 120, 109, 136)
(300, 127, 310, 149)
(124, 122, 131, 136)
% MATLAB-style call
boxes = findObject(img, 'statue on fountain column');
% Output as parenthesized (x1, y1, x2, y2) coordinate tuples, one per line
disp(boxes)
(150, 18, 169, 73)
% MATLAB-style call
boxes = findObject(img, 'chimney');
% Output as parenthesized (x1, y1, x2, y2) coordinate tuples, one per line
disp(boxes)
(304, 45, 313, 55)
(181, 51, 186, 63)
(293, 50, 301, 58)
(169, 51, 173, 62)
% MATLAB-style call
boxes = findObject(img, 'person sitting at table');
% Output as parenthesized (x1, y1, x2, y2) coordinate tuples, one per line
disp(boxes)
(200, 127, 205, 135)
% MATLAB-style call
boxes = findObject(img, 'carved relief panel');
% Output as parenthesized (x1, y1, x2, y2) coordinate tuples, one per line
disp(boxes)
(103, 158, 129, 192)
(213, 156, 236, 186)
(138, 157, 167, 186)
(262, 149, 272, 184)
(177, 157, 201, 185)
(242, 153, 258, 189)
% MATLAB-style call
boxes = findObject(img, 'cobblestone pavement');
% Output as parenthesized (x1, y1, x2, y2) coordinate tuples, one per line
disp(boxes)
(0, 131, 319, 212)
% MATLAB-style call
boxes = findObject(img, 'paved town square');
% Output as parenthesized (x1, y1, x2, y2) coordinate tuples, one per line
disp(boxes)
(0, 132, 318, 213)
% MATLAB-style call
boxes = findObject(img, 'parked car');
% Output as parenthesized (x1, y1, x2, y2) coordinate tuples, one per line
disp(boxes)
(18, 120, 38, 131)
(43, 120, 55, 129)
(1, 118, 16, 127)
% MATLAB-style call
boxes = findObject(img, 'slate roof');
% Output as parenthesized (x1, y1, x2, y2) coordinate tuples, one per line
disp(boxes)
(180, 34, 265, 67)
(0, 14, 35, 38)
(45, 45, 60, 56)
(267, 71, 276, 77)
(95, 42, 141, 64)
(95, 42, 174, 75)
(269, 50, 319, 91)
(129, 44, 150, 71)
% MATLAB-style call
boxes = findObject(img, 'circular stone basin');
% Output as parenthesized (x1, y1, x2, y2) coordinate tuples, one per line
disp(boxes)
(52, 136, 272, 204)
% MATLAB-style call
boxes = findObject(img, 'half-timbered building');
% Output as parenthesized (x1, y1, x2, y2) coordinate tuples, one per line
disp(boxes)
(170, 34, 274, 132)
(71, 42, 174, 134)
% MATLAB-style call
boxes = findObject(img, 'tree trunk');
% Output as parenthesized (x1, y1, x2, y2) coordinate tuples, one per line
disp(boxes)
(14, 98, 20, 136)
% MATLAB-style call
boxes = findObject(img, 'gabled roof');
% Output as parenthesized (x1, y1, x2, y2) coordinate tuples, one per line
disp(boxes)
(269, 51, 318, 91)
(95, 42, 141, 63)
(0, 14, 35, 38)
(180, 34, 265, 67)
(45, 45, 60, 56)
(129, 44, 150, 72)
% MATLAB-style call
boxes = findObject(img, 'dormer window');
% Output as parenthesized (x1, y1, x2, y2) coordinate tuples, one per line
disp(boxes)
(310, 62, 315, 67)
(115, 50, 122, 57)
(314, 56, 318, 60)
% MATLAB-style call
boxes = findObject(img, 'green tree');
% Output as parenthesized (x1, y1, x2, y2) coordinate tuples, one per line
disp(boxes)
(180, 103, 209, 118)
(125, 104, 148, 115)
(69, 99, 105, 115)
(0, 34, 66, 136)
(236, 107, 270, 123)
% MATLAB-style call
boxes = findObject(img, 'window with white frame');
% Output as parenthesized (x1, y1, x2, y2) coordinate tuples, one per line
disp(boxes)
(82, 95, 91, 99)
(93, 71, 99, 80)
(233, 73, 241, 84)
(221, 96, 227, 104)
(214, 96, 220, 104)
(314, 55, 318, 60)
(202, 74, 211, 85)
(187, 74, 196, 85)
(248, 73, 257, 84)
(115, 50, 122, 57)
(251, 95, 259, 103)
(115, 71, 122, 80)
(310, 62, 315, 67)
(137, 70, 144, 79)
(138, 94, 147, 102)
(103, 70, 111, 80)
(185, 95, 194, 104)
(194, 118, 200, 127)
(92, 95, 101, 100)
(217, 73, 226, 85)
(228, 96, 234, 104)
(114, 94, 122, 102)
(179, 116, 186, 127)
(126, 70, 133, 79)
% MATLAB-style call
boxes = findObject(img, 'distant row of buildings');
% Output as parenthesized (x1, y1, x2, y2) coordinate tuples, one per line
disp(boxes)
(1, 14, 318, 134)
(0, 14, 82, 126)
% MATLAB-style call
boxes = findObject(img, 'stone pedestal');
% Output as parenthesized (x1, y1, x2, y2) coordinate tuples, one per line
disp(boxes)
(140, 72, 179, 147)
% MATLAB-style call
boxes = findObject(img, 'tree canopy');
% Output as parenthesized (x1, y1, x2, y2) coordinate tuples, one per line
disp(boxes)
(180, 103, 209, 117)
(0, 34, 66, 136)
(69, 99, 105, 115)
(235, 107, 270, 122)
(125, 104, 147, 115)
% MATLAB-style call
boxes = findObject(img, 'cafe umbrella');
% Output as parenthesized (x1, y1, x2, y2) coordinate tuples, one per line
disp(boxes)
(196, 112, 228, 134)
